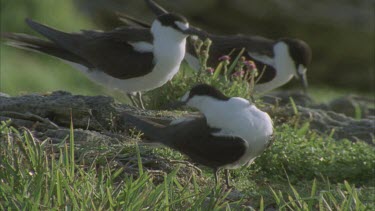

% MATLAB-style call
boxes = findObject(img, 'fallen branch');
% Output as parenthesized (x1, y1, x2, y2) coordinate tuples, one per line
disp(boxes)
(0, 91, 373, 145)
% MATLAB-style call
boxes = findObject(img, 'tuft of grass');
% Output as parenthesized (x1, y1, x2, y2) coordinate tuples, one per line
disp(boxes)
(270, 179, 369, 210)
(254, 124, 375, 184)
(1, 120, 373, 209)
(140, 121, 375, 209)
(0, 121, 241, 210)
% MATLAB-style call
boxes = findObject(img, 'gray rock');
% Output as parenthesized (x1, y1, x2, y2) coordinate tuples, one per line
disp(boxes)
(1, 91, 373, 145)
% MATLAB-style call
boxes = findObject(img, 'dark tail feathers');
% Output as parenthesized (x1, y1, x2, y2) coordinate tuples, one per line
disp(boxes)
(116, 12, 150, 28)
(1, 32, 92, 68)
(122, 113, 165, 141)
(24, 18, 81, 50)
(145, 0, 168, 16)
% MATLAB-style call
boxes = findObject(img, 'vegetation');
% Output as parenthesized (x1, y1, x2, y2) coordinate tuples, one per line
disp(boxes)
(146, 38, 257, 109)
(1, 1, 373, 210)
(0, 121, 242, 210)
(1, 119, 373, 210)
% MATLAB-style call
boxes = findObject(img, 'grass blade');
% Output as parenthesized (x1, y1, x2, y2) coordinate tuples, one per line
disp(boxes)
(69, 111, 75, 180)
(227, 48, 245, 74)
(308, 179, 317, 210)
(135, 143, 143, 176)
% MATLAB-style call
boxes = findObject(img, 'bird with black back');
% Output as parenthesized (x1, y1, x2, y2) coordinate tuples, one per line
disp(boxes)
(124, 84, 274, 187)
(117, 0, 312, 94)
(2, 12, 196, 108)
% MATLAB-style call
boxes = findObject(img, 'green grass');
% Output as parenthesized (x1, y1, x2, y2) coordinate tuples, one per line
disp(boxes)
(1, 120, 373, 210)
(0, 121, 240, 210)
(1, 2, 374, 209)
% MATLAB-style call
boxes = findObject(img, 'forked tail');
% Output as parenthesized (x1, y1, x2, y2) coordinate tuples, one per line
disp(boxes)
(122, 113, 165, 141)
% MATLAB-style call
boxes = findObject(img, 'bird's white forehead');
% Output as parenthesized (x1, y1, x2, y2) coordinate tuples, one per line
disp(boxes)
(175, 21, 189, 31)
(180, 91, 190, 102)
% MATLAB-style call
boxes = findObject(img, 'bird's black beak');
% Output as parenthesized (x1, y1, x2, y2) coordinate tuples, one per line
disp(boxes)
(296, 65, 308, 93)
(182, 28, 197, 36)
(300, 72, 308, 92)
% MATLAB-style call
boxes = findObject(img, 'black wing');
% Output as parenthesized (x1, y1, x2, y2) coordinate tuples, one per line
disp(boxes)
(123, 113, 247, 169)
(145, 0, 168, 16)
(1, 32, 94, 68)
(161, 117, 247, 169)
(116, 0, 276, 82)
(25, 19, 154, 79)
(116, 12, 151, 28)
(114, 7, 277, 83)
(249, 56, 276, 84)
(188, 34, 276, 84)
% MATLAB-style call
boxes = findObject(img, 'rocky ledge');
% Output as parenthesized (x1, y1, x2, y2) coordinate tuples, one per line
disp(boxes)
(0, 91, 373, 145)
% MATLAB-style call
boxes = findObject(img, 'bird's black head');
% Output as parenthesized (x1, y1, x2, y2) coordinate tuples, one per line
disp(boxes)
(280, 38, 312, 68)
(278, 38, 312, 90)
(181, 84, 230, 102)
(156, 13, 192, 34)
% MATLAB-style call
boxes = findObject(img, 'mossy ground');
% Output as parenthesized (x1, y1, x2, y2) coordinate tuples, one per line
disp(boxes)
(1, 115, 373, 210)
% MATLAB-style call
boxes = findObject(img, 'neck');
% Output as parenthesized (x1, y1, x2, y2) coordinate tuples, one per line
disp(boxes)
(151, 21, 187, 64)
(146, 21, 187, 83)
(254, 42, 296, 94)
(194, 97, 248, 130)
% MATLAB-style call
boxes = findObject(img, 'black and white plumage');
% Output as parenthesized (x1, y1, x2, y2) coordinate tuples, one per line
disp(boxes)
(1, 13, 195, 107)
(118, 0, 312, 94)
(124, 84, 274, 186)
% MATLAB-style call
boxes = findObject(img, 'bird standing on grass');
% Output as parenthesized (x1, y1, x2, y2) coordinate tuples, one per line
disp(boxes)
(118, 0, 312, 94)
(124, 84, 274, 187)
(1, 13, 195, 108)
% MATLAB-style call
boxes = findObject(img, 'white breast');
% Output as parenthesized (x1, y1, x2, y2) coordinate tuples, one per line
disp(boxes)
(254, 42, 296, 94)
(203, 98, 273, 169)
(66, 22, 188, 93)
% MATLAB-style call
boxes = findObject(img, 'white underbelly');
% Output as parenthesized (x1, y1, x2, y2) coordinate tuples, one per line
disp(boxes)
(254, 74, 293, 94)
(68, 62, 180, 93)
(87, 66, 179, 92)
(219, 110, 273, 170)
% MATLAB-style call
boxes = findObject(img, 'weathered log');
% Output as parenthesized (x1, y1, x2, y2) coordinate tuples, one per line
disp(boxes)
(0, 91, 374, 145)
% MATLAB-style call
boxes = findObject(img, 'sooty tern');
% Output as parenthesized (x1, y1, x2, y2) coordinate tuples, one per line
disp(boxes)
(117, 0, 312, 94)
(2, 13, 195, 108)
(124, 84, 274, 186)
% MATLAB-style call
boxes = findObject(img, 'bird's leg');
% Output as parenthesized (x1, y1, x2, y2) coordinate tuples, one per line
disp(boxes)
(136, 92, 145, 109)
(127, 92, 139, 107)
(213, 168, 219, 187)
(225, 169, 233, 188)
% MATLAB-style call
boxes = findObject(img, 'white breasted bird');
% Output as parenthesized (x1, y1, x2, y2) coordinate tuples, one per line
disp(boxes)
(117, 0, 312, 94)
(1, 13, 195, 108)
(124, 84, 274, 186)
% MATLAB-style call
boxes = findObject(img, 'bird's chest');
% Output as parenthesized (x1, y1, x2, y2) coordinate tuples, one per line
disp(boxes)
(152, 41, 186, 81)
(217, 113, 270, 153)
